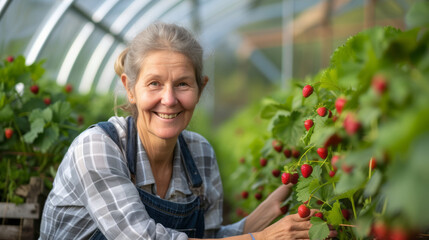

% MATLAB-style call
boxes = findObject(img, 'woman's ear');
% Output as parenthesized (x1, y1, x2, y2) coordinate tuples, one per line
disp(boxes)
(121, 74, 134, 103)
(198, 76, 209, 99)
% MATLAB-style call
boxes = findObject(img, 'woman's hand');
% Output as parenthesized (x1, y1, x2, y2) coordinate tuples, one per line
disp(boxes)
(243, 184, 293, 233)
(253, 210, 337, 240)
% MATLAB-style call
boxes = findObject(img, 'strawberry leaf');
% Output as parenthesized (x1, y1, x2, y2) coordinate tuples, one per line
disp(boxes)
(270, 111, 303, 146)
(326, 201, 343, 226)
(23, 118, 45, 143)
(363, 170, 382, 198)
(309, 217, 330, 240)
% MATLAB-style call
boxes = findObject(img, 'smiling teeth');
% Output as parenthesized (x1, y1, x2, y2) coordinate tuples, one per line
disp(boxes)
(158, 113, 179, 119)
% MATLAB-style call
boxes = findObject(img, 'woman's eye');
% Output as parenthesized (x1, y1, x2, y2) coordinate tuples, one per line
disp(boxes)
(178, 82, 188, 87)
(149, 82, 159, 86)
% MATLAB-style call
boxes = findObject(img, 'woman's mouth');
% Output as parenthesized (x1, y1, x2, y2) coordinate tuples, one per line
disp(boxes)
(156, 112, 181, 119)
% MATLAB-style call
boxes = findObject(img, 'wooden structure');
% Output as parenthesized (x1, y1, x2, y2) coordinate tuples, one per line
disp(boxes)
(0, 177, 43, 240)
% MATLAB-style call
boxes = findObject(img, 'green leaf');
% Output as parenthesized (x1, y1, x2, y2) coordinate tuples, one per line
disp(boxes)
(0, 105, 14, 121)
(296, 177, 313, 202)
(36, 125, 59, 153)
(260, 98, 288, 119)
(326, 201, 343, 226)
(363, 170, 382, 198)
(51, 101, 72, 123)
(320, 68, 340, 91)
(271, 111, 304, 146)
(309, 217, 330, 240)
(23, 118, 45, 143)
(42, 108, 53, 122)
(405, 0, 429, 28)
(335, 170, 366, 195)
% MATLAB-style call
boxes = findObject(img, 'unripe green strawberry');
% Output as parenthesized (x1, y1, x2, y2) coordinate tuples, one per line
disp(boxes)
(304, 119, 314, 131)
(298, 204, 310, 218)
(301, 164, 313, 178)
(302, 85, 313, 98)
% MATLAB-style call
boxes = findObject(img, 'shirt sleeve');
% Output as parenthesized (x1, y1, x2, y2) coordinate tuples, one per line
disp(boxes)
(74, 129, 188, 240)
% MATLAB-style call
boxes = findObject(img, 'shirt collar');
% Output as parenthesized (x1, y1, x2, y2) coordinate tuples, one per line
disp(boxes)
(134, 135, 192, 197)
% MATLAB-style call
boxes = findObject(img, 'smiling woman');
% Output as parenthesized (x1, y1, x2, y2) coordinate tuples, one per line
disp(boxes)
(39, 22, 330, 240)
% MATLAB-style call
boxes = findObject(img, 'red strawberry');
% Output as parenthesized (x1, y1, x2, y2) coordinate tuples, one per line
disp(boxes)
(236, 208, 244, 217)
(254, 192, 262, 200)
(241, 191, 249, 199)
(280, 204, 290, 214)
(372, 74, 388, 95)
(314, 212, 324, 220)
(272, 169, 281, 177)
(301, 164, 313, 178)
(4, 128, 13, 139)
(298, 204, 310, 218)
(369, 157, 377, 170)
(283, 148, 291, 158)
(304, 119, 314, 131)
(372, 222, 389, 240)
(65, 84, 73, 93)
(343, 113, 361, 135)
(328, 110, 332, 118)
(342, 163, 353, 173)
(332, 115, 338, 122)
(329, 170, 336, 177)
(43, 97, 51, 105)
(292, 149, 300, 159)
(272, 140, 283, 153)
(331, 155, 340, 171)
(323, 133, 342, 148)
(341, 209, 351, 220)
(77, 115, 84, 125)
(335, 97, 347, 114)
(316, 200, 324, 205)
(281, 172, 291, 185)
(239, 157, 245, 164)
(317, 107, 327, 117)
(291, 173, 299, 184)
(302, 85, 313, 98)
(260, 158, 267, 167)
(317, 147, 328, 159)
(389, 228, 410, 240)
(6, 56, 14, 62)
(30, 84, 39, 94)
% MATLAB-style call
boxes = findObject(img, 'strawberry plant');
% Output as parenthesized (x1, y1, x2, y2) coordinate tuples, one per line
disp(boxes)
(231, 2, 429, 239)
(0, 55, 84, 203)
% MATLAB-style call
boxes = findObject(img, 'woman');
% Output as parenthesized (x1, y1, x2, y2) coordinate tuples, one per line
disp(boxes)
(40, 22, 334, 240)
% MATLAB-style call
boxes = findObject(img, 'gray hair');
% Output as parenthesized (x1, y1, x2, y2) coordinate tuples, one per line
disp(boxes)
(114, 22, 204, 119)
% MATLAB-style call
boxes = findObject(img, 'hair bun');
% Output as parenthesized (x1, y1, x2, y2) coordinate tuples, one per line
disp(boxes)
(114, 48, 129, 76)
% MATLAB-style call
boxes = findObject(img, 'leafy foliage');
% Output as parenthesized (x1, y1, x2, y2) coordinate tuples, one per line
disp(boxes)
(228, 3, 429, 239)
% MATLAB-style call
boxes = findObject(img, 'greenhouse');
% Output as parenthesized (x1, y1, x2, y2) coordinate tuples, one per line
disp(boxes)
(1, 0, 428, 239)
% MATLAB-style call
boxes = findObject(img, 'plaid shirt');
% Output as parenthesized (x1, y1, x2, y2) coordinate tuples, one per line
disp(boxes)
(39, 116, 245, 240)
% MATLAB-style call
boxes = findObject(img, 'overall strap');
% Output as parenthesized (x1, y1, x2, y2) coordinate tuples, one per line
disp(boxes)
(178, 133, 203, 188)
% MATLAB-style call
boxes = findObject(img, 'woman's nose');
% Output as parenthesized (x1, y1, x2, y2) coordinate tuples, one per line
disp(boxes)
(161, 86, 178, 106)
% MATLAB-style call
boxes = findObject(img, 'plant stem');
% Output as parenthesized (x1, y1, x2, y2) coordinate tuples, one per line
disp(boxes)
(349, 196, 357, 220)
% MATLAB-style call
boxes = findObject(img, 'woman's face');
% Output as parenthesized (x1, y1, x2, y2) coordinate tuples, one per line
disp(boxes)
(125, 50, 202, 141)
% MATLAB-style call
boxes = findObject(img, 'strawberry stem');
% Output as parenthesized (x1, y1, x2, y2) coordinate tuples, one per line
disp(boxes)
(298, 145, 315, 166)
(349, 196, 357, 220)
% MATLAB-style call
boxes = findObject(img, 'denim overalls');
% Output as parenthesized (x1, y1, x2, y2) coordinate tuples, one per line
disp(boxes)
(89, 117, 206, 239)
